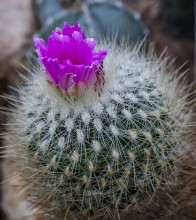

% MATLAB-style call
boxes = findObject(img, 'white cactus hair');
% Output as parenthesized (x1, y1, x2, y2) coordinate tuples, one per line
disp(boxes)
(1, 41, 195, 220)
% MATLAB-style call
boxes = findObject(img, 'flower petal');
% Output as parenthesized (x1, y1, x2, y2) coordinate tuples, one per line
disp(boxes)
(62, 22, 85, 39)
(42, 57, 62, 83)
(58, 73, 75, 91)
(92, 49, 110, 63)
(33, 38, 48, 60)
(34, 22, 110, 96)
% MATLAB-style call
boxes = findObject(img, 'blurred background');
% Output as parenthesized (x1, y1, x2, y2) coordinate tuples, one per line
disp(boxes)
(0, 0, 195, 219)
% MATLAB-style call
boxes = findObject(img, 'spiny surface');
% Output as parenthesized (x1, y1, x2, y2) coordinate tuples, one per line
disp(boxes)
(5, 43, 191, 219)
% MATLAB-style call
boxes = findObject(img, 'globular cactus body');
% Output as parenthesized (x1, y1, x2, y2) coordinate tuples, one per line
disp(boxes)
(5, 43, 192, 219)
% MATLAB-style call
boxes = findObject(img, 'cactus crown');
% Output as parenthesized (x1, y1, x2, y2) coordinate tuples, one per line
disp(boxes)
(4, 42, 192, 219)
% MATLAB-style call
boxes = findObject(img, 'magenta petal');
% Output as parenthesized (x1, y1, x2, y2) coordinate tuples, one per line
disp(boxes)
(92, 49, 110, 62)
(59, 73, 75, 91)
(47, 32, 71, 62)
(55, 27, 62, 34)
(72, 31, 83, 41)
(62, 58, 74, 66)
(42, 58, 62, 83)
(86, 40, 98, 51)
(82, 66, 97, 85)
(34, 38, 48, 59)
(34, 22, 109, 96)
(72, 66, 86, 83)
(62, 22, 85, 39)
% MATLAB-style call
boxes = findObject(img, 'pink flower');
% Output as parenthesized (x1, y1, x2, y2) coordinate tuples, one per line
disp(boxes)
(34, 22, 109, 96)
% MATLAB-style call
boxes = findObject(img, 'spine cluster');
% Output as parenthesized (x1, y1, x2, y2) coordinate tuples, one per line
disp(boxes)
(4, 43, 192, 219)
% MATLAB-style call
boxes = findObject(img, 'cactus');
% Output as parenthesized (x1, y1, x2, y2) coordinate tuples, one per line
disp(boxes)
(29, 0, 148, 62)
(35, 0, 147, 46)
(3, 23, 193, 219)
(36, 0, 64, 25)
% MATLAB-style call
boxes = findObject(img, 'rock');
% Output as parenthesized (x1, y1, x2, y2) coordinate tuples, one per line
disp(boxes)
(0, 0, 35, 119)
(0, 0, 34, 60)
(0, 0, 35, 85)
(0, 1, 35, 219)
